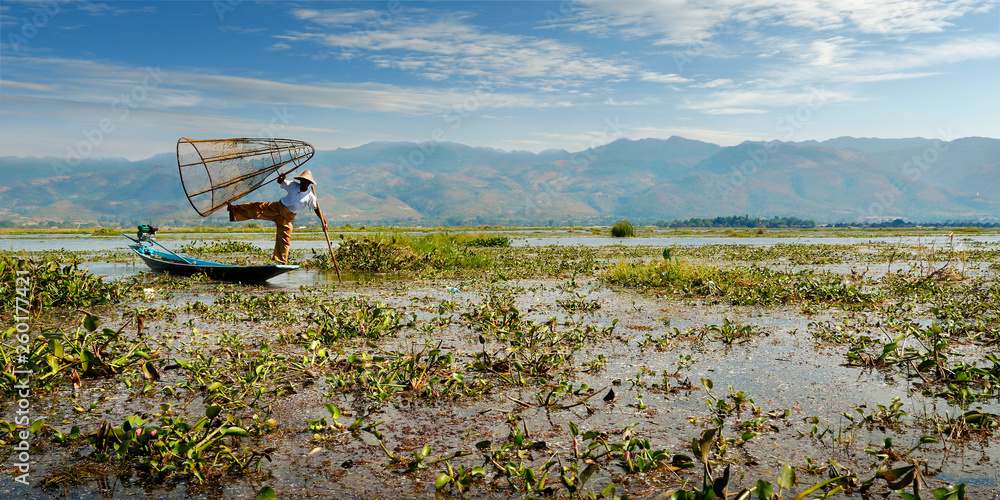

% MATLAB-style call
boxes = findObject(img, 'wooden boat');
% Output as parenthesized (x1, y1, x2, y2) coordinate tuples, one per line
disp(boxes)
(124, 229, 297, 283)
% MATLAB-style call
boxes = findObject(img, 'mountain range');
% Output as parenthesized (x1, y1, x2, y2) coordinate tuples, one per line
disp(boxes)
(1, 136, 998, 226)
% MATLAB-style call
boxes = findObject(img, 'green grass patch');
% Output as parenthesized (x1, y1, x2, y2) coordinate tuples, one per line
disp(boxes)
(311, 233, 497, 272)
(463, 235, 511, 247)
(603, 258, 877, 306)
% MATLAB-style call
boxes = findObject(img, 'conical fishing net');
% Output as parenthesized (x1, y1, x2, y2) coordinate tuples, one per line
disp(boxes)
(177, 138, 315, 216)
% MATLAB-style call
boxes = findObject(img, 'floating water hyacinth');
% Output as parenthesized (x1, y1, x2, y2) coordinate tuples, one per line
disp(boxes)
(10, 230, 997, 497)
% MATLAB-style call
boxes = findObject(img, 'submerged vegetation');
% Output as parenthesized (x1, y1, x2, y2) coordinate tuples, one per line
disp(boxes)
(1, 230, 997, 498)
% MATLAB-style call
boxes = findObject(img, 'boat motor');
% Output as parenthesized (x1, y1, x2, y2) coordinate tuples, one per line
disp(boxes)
(136, 224, 159, 242)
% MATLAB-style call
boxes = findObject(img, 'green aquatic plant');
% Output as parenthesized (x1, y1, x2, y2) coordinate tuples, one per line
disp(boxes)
(307, 404, 346, 435)
(325, 343, 481, 401)
(177, 239, 263, 254)
(844, 398, 908, 428)
(6, 233, 998, 497)
(670, 432, 859, 500)
(464, 235, 511, 247)
(611, 220, 635, 238)
(306, 296, 414, 342)
(436, 461, 487, 493)
(702, 318, 760, 345)
(651, 354, 696, 393)
(320, 235, 426, 272)
(860, 463, 967, 500)
(1, 253, 134, 313)
(1, 313, 154, 392)
(165, 337, 322, 411)
(314, 233, 497, 272)
(42, 404, 263, 486)
(604, 258, 877, 306)
(556, 295, 601, 312)
(461, 291, 616, 385)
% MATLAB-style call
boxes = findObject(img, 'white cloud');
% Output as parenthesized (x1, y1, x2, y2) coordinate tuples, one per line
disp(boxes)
(0, 79, 54, 91)
(756, 32, 1000, 88)
(845, 33, 1000, 73)
(604, 97, 663, 106)
(1, 56, 573, 117)
(569, 1, 997, 94)
(673, 21, 998, 114)
(839, 72, 942, 83)
(1, 1, 995, 159)
(836, 0, 989, 36)
(291, 8, 387, 28)
(538, 0, 997, 121)
(692, 78, 735, 88)
(639, 71, 692, 83)
(281, 9, 636, 89)
(219, 26, 268, 35)
(0, 91, 346, 159)
(576, 0, 997, 43)
(284, 3, 996, 112)
(807, 36, 856, 67)
(569, 0, 722, 45)
(76, 2, 155, 16)
(680, 86, 852, 114)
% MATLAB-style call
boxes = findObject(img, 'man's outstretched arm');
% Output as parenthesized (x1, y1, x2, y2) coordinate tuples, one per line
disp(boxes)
(315, 207, 328, 231)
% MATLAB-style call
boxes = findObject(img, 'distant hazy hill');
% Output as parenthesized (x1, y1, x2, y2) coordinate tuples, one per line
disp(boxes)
(1, 136, 997, 226)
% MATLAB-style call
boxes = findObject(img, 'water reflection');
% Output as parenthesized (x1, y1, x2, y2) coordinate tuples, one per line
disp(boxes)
(84, 261, 385, 288)
(265, 268, 384, 288)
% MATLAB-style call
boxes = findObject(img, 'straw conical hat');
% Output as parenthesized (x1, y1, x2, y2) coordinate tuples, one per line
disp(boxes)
(293, 169, 316, 185)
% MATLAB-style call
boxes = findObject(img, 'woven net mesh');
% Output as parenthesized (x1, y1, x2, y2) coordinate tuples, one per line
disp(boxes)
(177, 138, 315, 216)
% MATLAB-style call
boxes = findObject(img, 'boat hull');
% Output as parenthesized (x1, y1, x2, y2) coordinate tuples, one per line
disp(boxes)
(128, 244, 298, 283)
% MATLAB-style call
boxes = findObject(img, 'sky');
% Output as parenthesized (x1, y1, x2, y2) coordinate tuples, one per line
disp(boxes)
(1, 0, 998, 161)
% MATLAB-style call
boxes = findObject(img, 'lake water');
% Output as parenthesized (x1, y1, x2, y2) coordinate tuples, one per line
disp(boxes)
(4, 232, 996, 287)
(4, 232, 998, 253)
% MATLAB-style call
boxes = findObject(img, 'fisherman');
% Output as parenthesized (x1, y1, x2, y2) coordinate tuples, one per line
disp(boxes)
(226, 169, 327, 264)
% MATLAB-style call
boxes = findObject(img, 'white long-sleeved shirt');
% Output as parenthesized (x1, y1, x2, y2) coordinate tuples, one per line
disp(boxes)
(278, 180, 318, 214)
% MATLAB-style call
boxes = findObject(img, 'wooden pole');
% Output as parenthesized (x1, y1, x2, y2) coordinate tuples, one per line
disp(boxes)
(312, 186, 342, 282)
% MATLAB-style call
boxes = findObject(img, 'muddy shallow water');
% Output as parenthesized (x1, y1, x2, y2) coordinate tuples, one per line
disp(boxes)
(2, 235, 999, 499)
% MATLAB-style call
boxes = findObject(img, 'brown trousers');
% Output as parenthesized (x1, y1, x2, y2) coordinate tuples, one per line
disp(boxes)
(229, 201, 296, 264)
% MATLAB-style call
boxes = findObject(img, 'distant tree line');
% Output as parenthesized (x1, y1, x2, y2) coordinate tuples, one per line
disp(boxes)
(655, 215, 817, 228)
(830, 219, 1000, 228)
